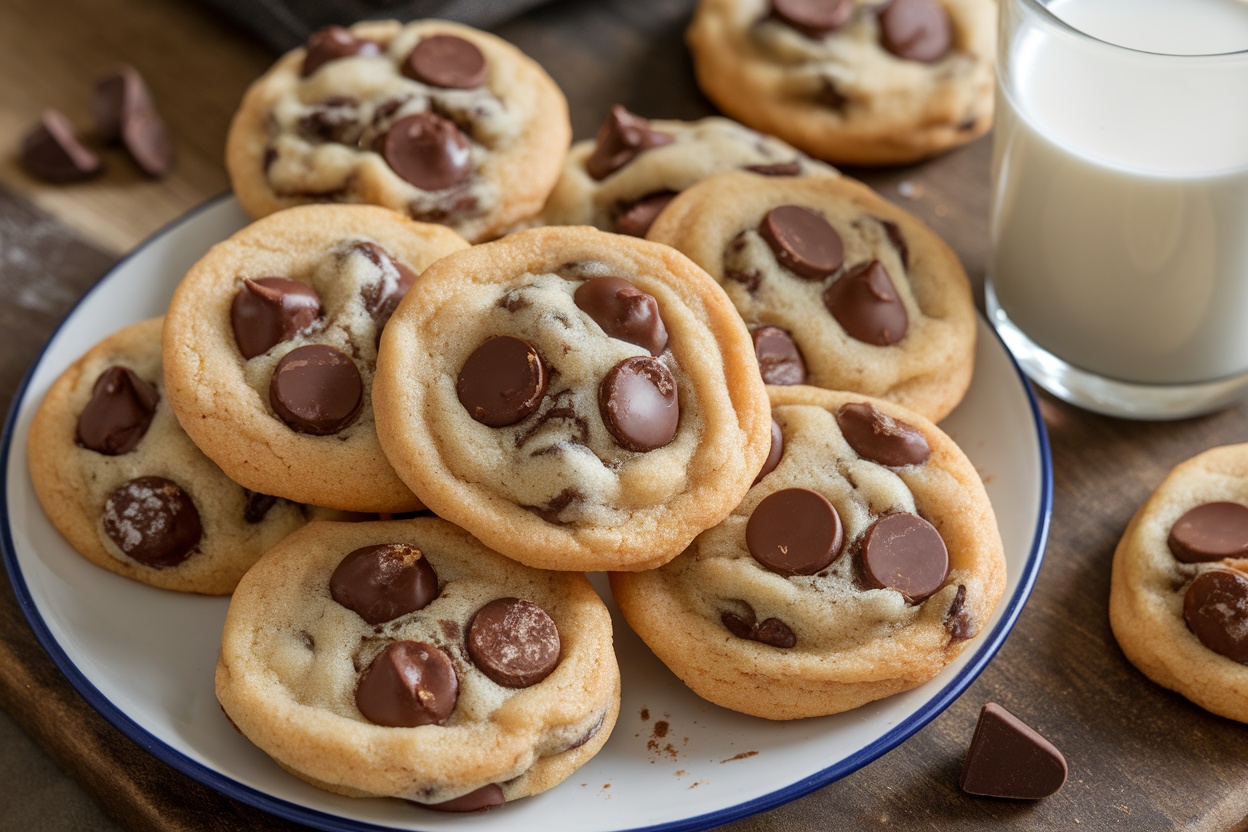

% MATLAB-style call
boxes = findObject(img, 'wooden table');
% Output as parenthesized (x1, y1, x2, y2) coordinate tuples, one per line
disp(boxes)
(3, 0, 1247, 829)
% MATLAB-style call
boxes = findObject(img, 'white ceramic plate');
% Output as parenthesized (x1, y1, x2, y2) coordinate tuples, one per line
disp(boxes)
(1, 196, 1051, 832)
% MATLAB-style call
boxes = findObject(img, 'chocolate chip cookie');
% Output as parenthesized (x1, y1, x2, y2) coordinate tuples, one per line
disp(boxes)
(1110, 444, 1248, 723)
(372, 225, 772, 572)
(687, 0, 996, 165)
(162, 204, 470, 513)
(647, 171, 976, 422)
(216, 518, 619, 808)
(610, 386, 1005, 719)
(26, 318, 310, 594)
(226, 19, 570, 243)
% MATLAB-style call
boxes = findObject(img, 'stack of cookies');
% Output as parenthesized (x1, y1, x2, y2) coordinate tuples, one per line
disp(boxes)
(27, 10, 1006, 815)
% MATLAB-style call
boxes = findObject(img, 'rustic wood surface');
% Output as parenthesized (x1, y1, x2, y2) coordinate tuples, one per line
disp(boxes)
(3, 0, 1248, 830)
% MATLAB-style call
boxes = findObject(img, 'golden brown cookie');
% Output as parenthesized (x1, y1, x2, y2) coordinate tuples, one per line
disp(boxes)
(162, 204, 469, 513)
(372, 225, 771, 572)
(611, 386, 1005, 719)
(216, 518, 619, 808)
(648, 171, 976, 422)
(226, 19, 570, 243)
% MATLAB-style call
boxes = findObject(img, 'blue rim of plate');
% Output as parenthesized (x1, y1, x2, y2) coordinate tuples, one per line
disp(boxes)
(0, 194, 1053, 832)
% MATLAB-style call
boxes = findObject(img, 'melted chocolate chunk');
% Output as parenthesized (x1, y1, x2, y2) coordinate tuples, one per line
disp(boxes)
(771, 0, 854, 37)
(878, 0, 953, 63)
(413, 784, 506, 813)
(815, 77, 849, 111)
(1168, 502, 1248, 563)
(960, 703, 1067, 799)
(1184, 569, 1248, 663)
(382, 112, 471, 191)
(835, 402, 930, 466)
(759, 205, 843, 280)
(297, 97, 360, 145)
(824, 260, 909, 345)
(860, 512, 948, 602)
(574, 276, 669, 355)
(878, 217, 910, 269)
(76, 366, 159, 455)
(514, 390, 589, 450)
(330, 543, 439, 625)
(403, 34, 488, 89)
(301, 26, 382, 77)
(753, 417, 785, 485)
(102, 476, 202, 568)
(409, 190, 478, 224)
(944, 584, 974, 640)
(353, 241, 419, 331)
(746, 488, 844, 576)
(243, 490, 278, 524)
(467, 598, 562, 688)
(20, 110, 102, 182)
(721, 604, 796, 648)
(751, 325, 807, 385)
(457, 336, 548, 427)
(524, 487, 583, 524)
(598, 356, 679, 452)
(93, 66, 173, 177)
(231, 277, 323, 359)
(269, 344, 363, 435)
(744, 160, 803, 177)
(613, 191, 677, 237)
(355, 641, 458, 727)
(585, 105, 674, 181)
(725, 268, 763, 293)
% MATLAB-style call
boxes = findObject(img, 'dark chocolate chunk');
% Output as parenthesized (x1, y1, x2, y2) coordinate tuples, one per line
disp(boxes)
(836, 402, 930, 466)
(613, 192, 677, 237)
(382, 112, 471, 191)
(330, 543, 439, 625)
(815, 77, 848, 110)
(878, 217, 910, 269)
(721, 604, 796, 648)
(355, 641, 458, 727)
(75, 366, 159, 455)
(403, 34, 487, 89)
(744, 160, 803, 177)
(269, 344, 363, 435)
(243, 490, 278, 524)
(457, 336, 548, 427)
(860, 512, 948, 602)
(771, 0, 855, 37)
(944, 584, 975, 639)
(523, 487, 583, 525)
(585, 105, 674, 181)
(353, 241, 419, 331)
(92, 65, 174, 177)
(960, 703, 1067, 799)
(753, 417, 785, 485)
(1184, 569, 1248, 663)
(759, 205, 843, 280)
(746, 488, 844, 576)
(297, 96, 360, 145)
(101, 476, 202, 568)
(722, 609, 756, 640)
(20, 110, 102, 183)
(413, 784, 506, 812)
(467, 598, 561, 688)
(751, 325, 807, 385)
(823, 259, 909, 345)
(878, 0, 953, 63)
(725, 268, 763, 293)
(301, 25, 382, 77)
(231, 277, 323, 359)
(573, 276, 669, 355)
(1168, 502, 1248, 563)
(598, 356, 679, 452)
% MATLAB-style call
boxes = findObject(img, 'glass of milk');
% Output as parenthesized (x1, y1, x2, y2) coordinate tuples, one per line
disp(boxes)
(987, 0, 1248, 419)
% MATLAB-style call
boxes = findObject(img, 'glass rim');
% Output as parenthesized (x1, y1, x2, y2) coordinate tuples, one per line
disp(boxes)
(1016, 0, 1248, 58)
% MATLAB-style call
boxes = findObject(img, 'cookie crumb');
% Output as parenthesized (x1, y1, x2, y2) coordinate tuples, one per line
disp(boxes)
(721, 751, 759, 763)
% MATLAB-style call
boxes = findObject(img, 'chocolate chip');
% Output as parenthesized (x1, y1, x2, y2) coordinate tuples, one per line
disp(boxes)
(722, 609, 756, 639)
(408, 190, 479, 225)
(771, 0, 854, 37)
(1168, 502, 1248, 563)
(301, 25, 383, 77)
(944, 584, 974, 639)
(330, 543, 439, 625)
(725, 268, 763, 293)
(243, 490, 278, 524)
(613, 192, 677, 237)
(721, 604, 797, 648)
(101, 476, 202, 568)
(836, 402, 930, 466)
(574, 276, 669, 355)
(91, 66, 134, 144)
(815, 78, 848, 111)
(467, 598, 561, 688)
(599, 356, 679, 452)
(231, 277, 323, 359)
(297, 97, 360, 145)
(585, 105, 674, 181)
(353, 241, 419, 332)
(92, 65, 174, 178)
(751, 325, 807, 385)
(567, 715, 605, 750)
(753, 418, 785, 486)
(878, 0, 953, 63)
(960, 703, 1067, 799)
(457, 336, 548, 427)
(355, 641, 458, 727)
(75, 366, 159, 455)
(1184, 569, 1248, 663)
(824, 260, 909, 345)
(20, 110, 102, 183)
(413, 784, 506, 812)
(382, 112, 471, 191)
(744, 161, 803, 177)
(269, 344, 363, 435)
(403, 34, 487, 89)
(878, 218, 910, 269)
(860, 512, 948, 602)
(759, 205, 843, 280)
(746, 488, 844, 576)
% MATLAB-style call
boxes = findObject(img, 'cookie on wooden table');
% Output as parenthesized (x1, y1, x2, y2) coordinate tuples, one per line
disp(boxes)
(647, 170, 976, 422)
(227, 19, 570, 243)
(372, 225, 772, 572)
(162, 204, 469, 514)
(1110, 444, 1248, 723)
(216, 518, 619, 809)
(611, 386, 1005, 719)
(687, 0, 995, 165)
